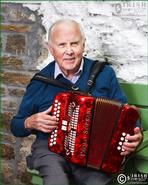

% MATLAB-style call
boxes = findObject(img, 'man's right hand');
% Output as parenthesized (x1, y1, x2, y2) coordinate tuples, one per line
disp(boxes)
(24, 106, 59, 133)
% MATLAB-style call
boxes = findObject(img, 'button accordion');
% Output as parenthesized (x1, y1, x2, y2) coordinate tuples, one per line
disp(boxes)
(48, 91, 139, 173)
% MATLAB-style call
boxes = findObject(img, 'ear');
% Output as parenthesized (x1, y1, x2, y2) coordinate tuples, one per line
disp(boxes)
(44, 41, 48, 49)
(45, 41, 54, 55)
(82, 40, 85, 52)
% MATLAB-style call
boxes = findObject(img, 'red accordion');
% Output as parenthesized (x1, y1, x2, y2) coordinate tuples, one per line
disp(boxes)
(48, 92, 139, 173)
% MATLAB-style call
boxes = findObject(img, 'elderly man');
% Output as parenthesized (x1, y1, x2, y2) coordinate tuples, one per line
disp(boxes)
(11, 19, 143, 185)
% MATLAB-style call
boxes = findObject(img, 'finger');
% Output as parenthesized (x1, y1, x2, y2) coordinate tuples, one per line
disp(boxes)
(39, 119, 59, 126)
(122, 144, 137, 152)
(37, 123, 58, 133)
(120, 146, 136, 155)
(40, 127, 56, 133)
(122, 141, 139, 148)
(125, 133, 141, 142)
(42, 124, 58, 130)
(41, 114, 58, 122)
(43, 106, 52, 114)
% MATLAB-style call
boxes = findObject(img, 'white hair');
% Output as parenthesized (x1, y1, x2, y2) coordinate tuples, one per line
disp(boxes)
(48, 19, 85, 43)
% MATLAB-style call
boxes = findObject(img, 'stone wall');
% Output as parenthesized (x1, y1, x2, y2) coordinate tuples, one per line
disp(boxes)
(1, 3, 45, 185)
(1, 1, 147, 185)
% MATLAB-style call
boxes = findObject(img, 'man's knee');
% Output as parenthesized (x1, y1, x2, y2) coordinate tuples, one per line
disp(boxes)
(41, 172, 70, 185)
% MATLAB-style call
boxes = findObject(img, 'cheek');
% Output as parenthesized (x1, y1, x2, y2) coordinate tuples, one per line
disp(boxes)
(52, 49, 64, 59)
(76, 46, 84, 55)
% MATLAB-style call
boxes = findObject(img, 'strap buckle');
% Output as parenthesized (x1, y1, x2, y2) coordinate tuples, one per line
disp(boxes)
(71, 85, 79, 91)
(87, 79, 93, 86)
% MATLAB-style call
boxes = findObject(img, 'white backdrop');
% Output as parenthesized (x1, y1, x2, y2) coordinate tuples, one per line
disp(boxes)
(23, 1, 148, 84)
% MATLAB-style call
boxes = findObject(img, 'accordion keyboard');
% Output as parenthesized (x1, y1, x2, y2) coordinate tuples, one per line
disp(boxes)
(65, 105, 80, 155)
(49, 99, 61, 146)
(117, 132, 128, 151)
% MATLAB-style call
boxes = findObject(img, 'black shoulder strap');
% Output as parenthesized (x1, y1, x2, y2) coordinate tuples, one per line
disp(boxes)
(31, 74, 80, 91)
(85, 60, 108, 94)
(31, 60, 108, 94)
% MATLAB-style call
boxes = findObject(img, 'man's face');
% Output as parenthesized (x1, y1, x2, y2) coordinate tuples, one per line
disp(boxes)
(48, 22, 85, 77)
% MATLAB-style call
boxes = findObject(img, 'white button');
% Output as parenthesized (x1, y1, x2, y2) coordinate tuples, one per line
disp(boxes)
(125, 139, 128, 142)
(62, 120, 67, 125)
(50, 143, 53, 146)
(122, 148, 125, 152)
(55, 100, 58, 103)
(122, 132, 126, 136)
(117, 146, 121, 150)
(53, 141, 56, 145)
(62, 125, 67, 131)
(119, 142, 123, 146)
(120, 137, 124, 141)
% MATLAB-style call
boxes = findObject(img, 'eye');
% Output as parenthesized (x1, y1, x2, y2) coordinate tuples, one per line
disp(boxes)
(71, 42, 79, 47)
(58, 43, 66, 48)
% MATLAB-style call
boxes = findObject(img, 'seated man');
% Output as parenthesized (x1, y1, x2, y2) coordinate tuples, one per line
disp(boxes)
(11, 19, 143, 185)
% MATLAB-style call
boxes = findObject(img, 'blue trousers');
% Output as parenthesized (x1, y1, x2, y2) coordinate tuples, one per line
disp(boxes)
(27, 139, 112, 185)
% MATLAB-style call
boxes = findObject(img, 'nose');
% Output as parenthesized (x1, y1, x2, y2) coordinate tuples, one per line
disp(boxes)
(65, 44, 74, 55)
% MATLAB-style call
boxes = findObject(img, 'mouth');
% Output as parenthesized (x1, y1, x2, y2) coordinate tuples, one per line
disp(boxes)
(63, 58, 75, 63)
(64, 58, 75, 61)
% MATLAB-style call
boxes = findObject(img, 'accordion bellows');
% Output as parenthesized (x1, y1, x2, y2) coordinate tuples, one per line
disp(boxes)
(48, 92, 139, 173)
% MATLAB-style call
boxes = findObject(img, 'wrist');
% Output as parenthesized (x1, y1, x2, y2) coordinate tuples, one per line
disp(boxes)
(24, 117, 32, 131)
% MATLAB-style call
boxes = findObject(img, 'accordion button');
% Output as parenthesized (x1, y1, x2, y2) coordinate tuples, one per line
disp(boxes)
(122, 148, 125, 152)
(122, 132, 126, 136)
(125, 139, 128, 142)
(62, 125, 67, 131)
(53, 142, 56, 145)
(120, 137, 124, 141)
(119, 142, 123, 146)
(117, 146, 121, 150)
(50, 143, 53, 146)
(62, 120, 67, 125)
(55, 100, 58, 103)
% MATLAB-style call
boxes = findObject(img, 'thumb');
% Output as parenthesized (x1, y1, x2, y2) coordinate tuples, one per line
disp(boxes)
(43, 106, 52, 114)
(134, 127, 140, 134)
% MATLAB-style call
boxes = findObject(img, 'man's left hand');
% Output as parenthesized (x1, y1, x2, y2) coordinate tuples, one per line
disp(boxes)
(120, 127, 143, 156)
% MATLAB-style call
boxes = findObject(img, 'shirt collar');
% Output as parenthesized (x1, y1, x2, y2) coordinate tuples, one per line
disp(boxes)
(54, 58, 84, 79)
